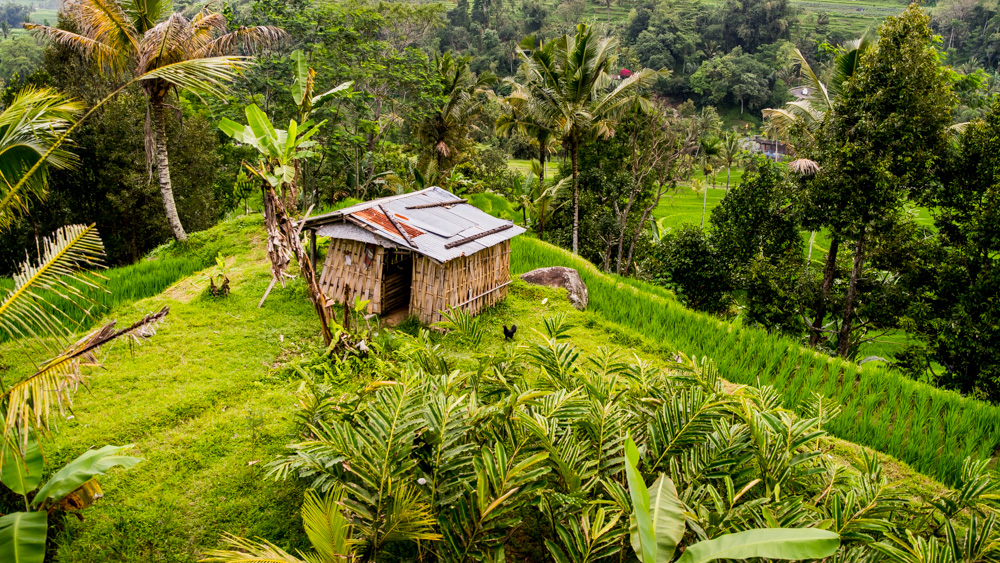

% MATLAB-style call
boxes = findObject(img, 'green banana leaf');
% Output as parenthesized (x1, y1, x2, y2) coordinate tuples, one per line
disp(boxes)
(675, 528, 840, 563)
(0, 437, 44, 495)
(624, 435, 656, 563)
(629, 473, 686, 563)
(0, 511, 47, 563)
(32, 444, 142, 508)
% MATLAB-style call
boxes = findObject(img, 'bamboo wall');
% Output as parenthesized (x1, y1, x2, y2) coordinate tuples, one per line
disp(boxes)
(410, 240, 511, 324)
(319, 238, 384, 313)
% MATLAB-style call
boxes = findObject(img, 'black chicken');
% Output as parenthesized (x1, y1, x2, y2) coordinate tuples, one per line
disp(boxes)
(503, 324, 517, 340)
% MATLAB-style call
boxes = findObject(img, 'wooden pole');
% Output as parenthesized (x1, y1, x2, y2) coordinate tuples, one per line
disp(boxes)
(379, 204, 418, 249)
(444, 224, 514, 249)
(405, 199, 468, 210)
(310, 230, 317, 268)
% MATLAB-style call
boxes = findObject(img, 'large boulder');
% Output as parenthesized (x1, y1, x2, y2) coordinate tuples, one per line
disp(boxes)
(520, 266, 588, 310)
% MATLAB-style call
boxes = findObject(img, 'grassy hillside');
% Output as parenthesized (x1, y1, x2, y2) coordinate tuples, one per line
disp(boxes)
(0, 212, 959, 561)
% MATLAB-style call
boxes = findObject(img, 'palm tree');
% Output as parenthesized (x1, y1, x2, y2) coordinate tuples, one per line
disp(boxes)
(515, 24, 661, 254)
(27, 1, 284, 241)
(761, 32, 874, 143)
(496, 81, 555, 193)
(415, 52, 493, 180)
(760, 33, 873, 349)
(720, 131, 742, 191)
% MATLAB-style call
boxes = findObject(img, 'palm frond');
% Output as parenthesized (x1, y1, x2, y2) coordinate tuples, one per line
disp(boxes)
(199, 532, 304, 563)
(0, 88, 85, 232)
(193, 25, 286, 58)
(59, 0, 139, 72)
(138, 56, 251, 99)
(24, 24, 126, 74)
(301, 488, 354, 562)
(1, 306, 169, 444)
(124, 0, 171, 34)
(0, 224, 104, 348)
(136, 12, 191, 74)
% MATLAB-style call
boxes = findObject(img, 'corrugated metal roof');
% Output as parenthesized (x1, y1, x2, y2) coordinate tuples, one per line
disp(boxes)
(315, 223, 399, 248)
(306, 187, 525, 263)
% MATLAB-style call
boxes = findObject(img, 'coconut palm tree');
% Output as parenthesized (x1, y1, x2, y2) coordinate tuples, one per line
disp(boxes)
(27, 0, 284, 242)
(720, 131, 742, 191)
(761, 31, 874, 143)
(496, 79, 556, 191)
(514, 24, 661, 254)
(415, 52, 494, 180)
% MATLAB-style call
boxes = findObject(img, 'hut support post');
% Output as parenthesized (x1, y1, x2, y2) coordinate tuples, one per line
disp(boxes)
(310, 230, 317, 267)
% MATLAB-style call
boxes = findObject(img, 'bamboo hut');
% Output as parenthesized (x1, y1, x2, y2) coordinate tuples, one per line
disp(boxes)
(300, 187, 526, 324)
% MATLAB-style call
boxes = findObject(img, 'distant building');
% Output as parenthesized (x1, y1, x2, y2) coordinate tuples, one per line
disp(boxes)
(789, 85, 813, 99)
(751, 136, 791, 161)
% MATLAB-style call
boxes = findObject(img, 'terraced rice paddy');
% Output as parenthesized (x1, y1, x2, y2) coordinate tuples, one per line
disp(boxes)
(0, 256, 211, 341)
(511, 235, 1000, 486)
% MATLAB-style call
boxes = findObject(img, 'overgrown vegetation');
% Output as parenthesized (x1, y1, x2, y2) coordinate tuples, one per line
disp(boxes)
(205, 307, 1000, 562)
(511, 235, 1000, 487)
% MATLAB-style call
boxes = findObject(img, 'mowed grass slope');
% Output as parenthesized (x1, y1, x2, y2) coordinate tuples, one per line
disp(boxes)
(3, 217, 322, 562)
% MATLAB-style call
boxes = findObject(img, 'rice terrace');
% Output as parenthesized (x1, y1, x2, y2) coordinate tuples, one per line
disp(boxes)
(4, 0, 1000, 561)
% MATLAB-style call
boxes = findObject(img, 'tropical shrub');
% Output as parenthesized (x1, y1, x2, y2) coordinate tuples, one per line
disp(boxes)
(207, 317, 997, 561)
(510, 235, 1000, 487)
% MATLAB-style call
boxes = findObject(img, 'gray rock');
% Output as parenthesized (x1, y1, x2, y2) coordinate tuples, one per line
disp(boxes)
(520, 266, 589, 310)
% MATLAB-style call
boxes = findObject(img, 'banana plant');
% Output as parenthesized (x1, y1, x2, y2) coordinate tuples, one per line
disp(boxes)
(290, 50, 354, 124)
(624, 435, 840, 562)
(218, 104, 333, 345)
(0, 444, 142, 563)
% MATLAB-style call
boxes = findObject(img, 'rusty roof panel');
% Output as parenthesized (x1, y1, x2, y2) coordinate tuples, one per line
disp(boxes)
(311, 187, 524, 263)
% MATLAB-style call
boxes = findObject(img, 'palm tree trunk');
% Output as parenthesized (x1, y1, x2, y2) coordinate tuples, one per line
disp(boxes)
(539, 141, 546, 186)
(726, 164, 731, 191)
(571, 140, 579, 255)
(701, 184, 708, 228)
(151, 99, 187, 241)
(836, 234, 866, 357)
(808, 235, 838, 348)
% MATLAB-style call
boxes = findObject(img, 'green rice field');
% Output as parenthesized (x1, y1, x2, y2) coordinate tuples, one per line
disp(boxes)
(0, 256, 212, 342)
(510, 235, 1000, 486)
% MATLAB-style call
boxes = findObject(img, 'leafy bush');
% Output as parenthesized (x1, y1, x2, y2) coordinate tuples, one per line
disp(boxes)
(210, 322, 1000, 561)
(651, 224, 731, 314)
(509, 236, 1000, 487)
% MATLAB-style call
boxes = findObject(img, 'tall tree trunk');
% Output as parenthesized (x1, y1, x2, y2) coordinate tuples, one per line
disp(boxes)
(836, 235, 866, 357)
(151, 99, 187, 242)
(701, 183, 708, 228)
(615, 190, 638, 274)
(808, 235, 839, 347)
(539, 140, 546, 186)
(726, 164, 731, 191)
(571, 140, 579, 255)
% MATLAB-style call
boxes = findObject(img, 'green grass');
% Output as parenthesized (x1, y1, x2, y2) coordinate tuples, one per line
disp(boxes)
(0, 256, 212, 342)
(0, 211, 961, 560)
(510, 235, 1000, 486)
(506, 157, 561, 180)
